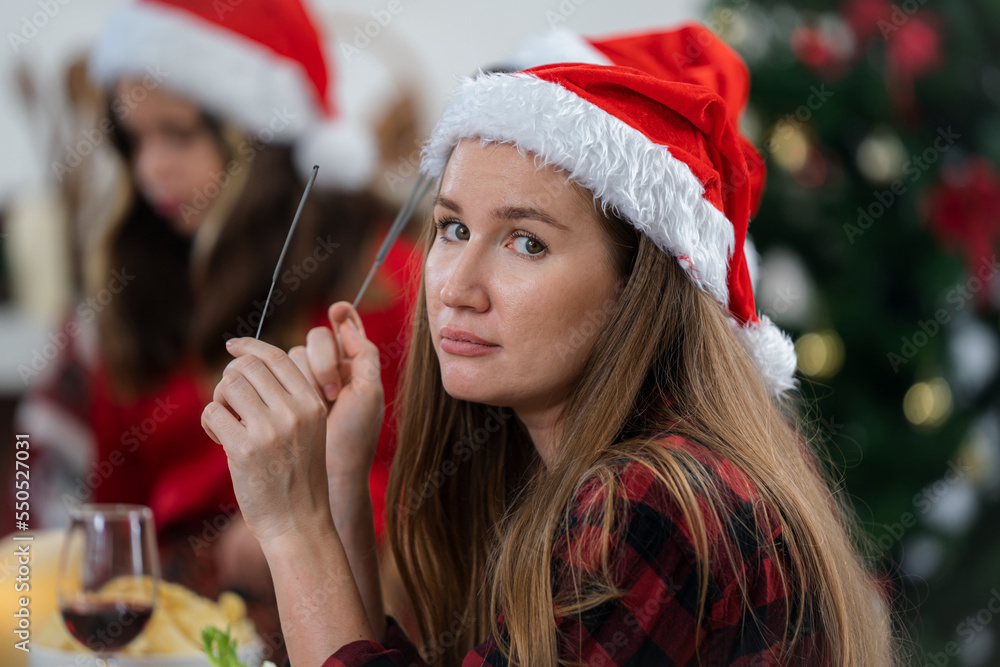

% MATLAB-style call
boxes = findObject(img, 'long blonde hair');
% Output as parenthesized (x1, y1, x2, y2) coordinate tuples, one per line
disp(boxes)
(384, 176, 903, 666)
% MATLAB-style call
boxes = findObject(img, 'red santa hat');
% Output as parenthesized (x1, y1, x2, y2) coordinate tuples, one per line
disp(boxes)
(503, 24, 767, 218)
(420, 23, 797, 397)
(88, 0, 377, 190)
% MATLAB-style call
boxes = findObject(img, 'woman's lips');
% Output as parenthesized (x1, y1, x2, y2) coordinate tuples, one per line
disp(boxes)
(440, 327, 499, 357)
(152, 199, 182, 218)
(440, 338, 499, 356)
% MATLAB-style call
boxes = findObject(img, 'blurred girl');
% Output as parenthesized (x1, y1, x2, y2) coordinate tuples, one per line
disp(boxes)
(19, 0, 419, 654)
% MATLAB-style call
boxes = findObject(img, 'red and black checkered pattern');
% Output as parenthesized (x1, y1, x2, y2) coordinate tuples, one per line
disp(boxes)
(317, 434, 822, 666)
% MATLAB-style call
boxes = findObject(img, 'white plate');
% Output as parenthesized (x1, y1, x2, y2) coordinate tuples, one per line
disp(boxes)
(29, 643, 265, 667)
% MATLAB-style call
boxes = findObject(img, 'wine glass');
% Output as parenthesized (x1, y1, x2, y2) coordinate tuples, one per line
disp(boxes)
(58, 504, 160, 666)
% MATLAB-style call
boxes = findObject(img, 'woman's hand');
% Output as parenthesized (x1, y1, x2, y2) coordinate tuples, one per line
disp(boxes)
(202, 337, 379, 664)
(287, 302, 385, 487)
(287, 302, 388, 641)
(201, 338, 332, 546)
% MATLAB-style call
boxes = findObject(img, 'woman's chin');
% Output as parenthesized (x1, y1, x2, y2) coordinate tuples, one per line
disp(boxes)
(440, 371, 502, 405)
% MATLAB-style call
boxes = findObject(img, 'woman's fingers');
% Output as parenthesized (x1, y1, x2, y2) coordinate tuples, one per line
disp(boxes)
(202, 339, 333, 549)
(203, 417, 221, 445)
(211, 388, 241, 422)
(306, 326, 342, 401)
(328, 301, 366, 343)
(218, 363, 270, 422)
(220, 353, 291, 412)
(328, 302, 382, 396)
(202, 401, 247, 451)
(289, 345, 325, 405)
(225, 338, 323, 409)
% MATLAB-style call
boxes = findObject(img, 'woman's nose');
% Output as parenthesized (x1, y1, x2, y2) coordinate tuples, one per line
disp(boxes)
(134, 138, 171, 192)
(439, 244, 490, 312)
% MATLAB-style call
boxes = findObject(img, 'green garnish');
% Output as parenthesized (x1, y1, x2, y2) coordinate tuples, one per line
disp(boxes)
(202, 625, 276, 667)
(202, 626, 247, 667)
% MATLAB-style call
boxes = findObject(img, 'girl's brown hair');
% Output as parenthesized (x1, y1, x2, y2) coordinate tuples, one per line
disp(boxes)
(92, 107, 390, 396)
(384, 156, 904, 666)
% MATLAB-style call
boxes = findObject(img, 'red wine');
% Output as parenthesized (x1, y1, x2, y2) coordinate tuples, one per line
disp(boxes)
(61, 600, 154, 654)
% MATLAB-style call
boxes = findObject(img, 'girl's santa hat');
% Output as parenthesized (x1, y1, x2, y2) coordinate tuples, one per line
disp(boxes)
(420, 23, 798, 397)
(88, 0, 377, 190)
(503, 24, 768, 218)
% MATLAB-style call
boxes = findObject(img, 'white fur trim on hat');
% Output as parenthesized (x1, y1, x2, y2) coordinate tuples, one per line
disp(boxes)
(88, 2, 318, 140)
(729, 314, 798, 398)
(420, 71, 735, 308)
(504, 27, 614, 71)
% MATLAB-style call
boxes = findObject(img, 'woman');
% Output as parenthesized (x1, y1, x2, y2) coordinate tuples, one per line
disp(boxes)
(203, 25, 901, 667)
(19, 0, 419, 656)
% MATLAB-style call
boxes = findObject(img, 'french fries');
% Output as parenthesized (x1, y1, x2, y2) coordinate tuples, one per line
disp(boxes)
(37, 579, 259, 656)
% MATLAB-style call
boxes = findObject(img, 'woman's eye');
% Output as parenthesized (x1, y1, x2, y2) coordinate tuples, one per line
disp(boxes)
(442, 221, 470, 241)
(512, 235, 546, 256)
(162, 126, 200, 146)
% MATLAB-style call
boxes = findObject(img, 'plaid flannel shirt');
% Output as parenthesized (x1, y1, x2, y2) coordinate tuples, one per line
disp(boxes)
(312, 433, 822, 666)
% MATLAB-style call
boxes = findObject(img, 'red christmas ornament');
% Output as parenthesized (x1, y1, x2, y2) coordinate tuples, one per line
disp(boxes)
(842, 0, 893, 44)
(792, 26, 834, 69)
(887, 15, 942, 81)
(884, 14, 943, 115)
(790, 21, 854, 81)
(924, 157, 1000, 299)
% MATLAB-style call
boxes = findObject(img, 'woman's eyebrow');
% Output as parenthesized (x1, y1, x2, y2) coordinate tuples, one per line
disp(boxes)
(493, 205, 570, 232)
(432, 196, 569, 232)
(433, 195, 462, 212)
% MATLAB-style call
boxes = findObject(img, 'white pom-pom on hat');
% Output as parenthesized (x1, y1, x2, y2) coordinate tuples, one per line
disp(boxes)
(294, 118, 379, 191)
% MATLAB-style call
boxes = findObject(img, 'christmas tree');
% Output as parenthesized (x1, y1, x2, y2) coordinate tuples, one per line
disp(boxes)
(707, 0, 1000, 662)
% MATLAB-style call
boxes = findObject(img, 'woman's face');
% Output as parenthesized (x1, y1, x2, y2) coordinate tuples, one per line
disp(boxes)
(113, 78, 227, 235)
(425, 139, 621, 412)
